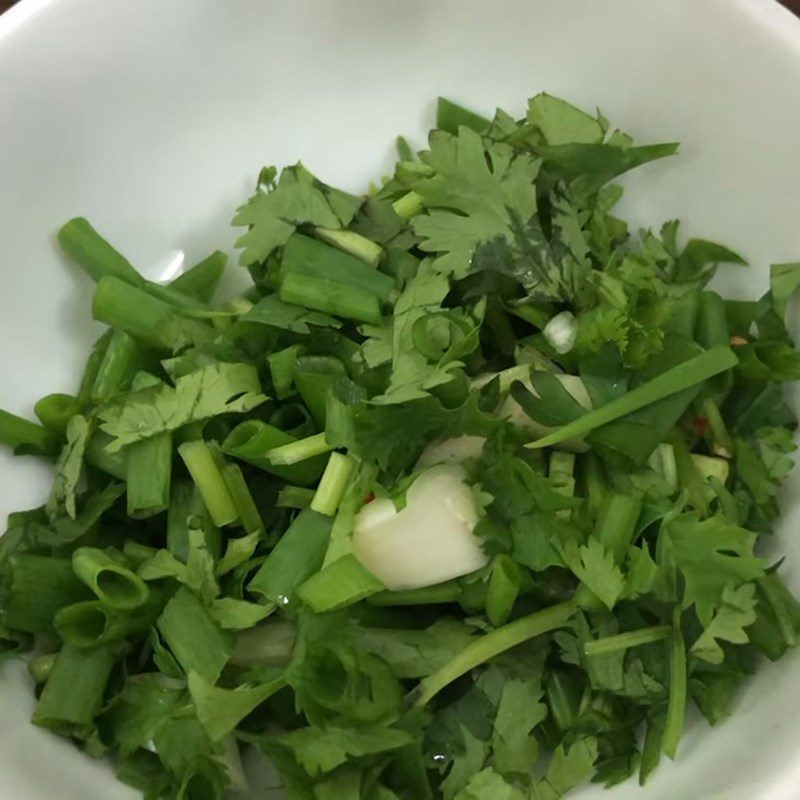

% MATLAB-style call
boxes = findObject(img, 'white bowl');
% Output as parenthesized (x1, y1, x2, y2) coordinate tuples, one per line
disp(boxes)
(2, 1, 800, 798)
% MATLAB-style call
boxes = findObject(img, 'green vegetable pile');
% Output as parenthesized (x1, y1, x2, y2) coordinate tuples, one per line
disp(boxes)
(2, 93, 800, 800)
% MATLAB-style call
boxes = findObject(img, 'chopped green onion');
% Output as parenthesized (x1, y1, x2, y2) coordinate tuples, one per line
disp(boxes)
(156, 587, 233, 683)
(247, 510, 332, 606)
(596, 493, 643, 564)
(222, 420, 326, 485)
(297, 554, 384, 612)
(230, 620, 297, 668)
(91, 329, 141, 403)
(276, 485, 316, 509)
(28, 652, 58, 685)
(169, 250, 227, 303)
(84, 431, 127, 480)
(126, 431, 172, 518)
(391, 191, 423, 219)
(34, 393, 81, 436)
(527, 347, 738, 450)
(222, 463, 264, 534)
(485, 555, 521, 627)
(310, 452, 356, 516)
(33, 643, 118, 728)
(280, 271, 382, 325)
(367, 581, 463, 607)
(72, 547, 150, 610)
(0, 409, 60, 455)
(3, 555, 91, 633)
(266, 432, 332, 466)
(58, 217, 143, 286)
(54, 598, 161, 648)
(178, 440, 238, 527)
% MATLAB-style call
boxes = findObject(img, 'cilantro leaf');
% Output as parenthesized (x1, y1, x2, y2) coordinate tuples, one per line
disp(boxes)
(243, 294, 342, 333)
(560, 537, 625, 610)
(98, 362, 267, 451)
(411, 127, 539, 275)
(46, 415, 92, 520)
(233, 163, 361, 265)
(691, 582, 758, 664)
(663, 513, 765, 624)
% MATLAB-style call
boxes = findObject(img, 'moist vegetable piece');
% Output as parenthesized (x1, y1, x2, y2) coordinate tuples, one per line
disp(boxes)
(2, 93, 800, 799)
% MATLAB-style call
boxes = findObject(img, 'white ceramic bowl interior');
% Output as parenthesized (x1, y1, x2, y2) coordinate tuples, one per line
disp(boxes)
(1, 1, 800, 798)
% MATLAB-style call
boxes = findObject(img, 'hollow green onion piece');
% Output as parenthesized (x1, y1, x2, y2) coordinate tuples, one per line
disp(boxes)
(157, 587, 233, 683)
(126, 431, 172, 518)
(596, 493, 643, 565)
(0, 409, 60, 455)
(279, 271, 383, 325)
(91, 329, 141, 403)
(222, 420, 326, 486)
(54, 598, 161, 648)
(527, 347, 738, 450)
(700, 397, 734, 457)
(222, 463, 264, 535)
(28, 652, 58, 684)
(58, 217, 144, 286)
(33, 643, 118, 728)
(696, 291, 729, 350)
(122, 540, 158, 567)
(3, 555, 92, 633)
(367, 581, 463, 607)
(92, 276, 210, 351)
(310, 452, 356, 516)
(413, 602, 575, 706)
(486, 555, 521, 627)
(178, 440, 239, 527)
(169, 250, 227, 303)
(34, 393, 81, 436)
(391, 191, 423, 220)
(276, 486, 316, 509)
(282, 234, 394, 301)
(230, 621, 297, 668)
(297, 554, 384, 612)
(640, 710, 667, 786)
(583, 625, 672, 657)
(314, 227, 383, 268)
(266, 432, 332, 466)
(663, 609, 687, 759)
(72, 547, 150, 610)
(84, 431, 127, 480)
(247, 510, 332, 606)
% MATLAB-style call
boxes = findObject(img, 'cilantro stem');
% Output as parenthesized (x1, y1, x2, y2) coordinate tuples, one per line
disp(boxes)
(596, 493, 642, 564)
(391, 191, 423, 220)
(310, 452, 356, 516)
(412, 601, 575, 706)
(485, 555, 521, 627)
(527, 347, 737, 450)
(178, 440, 239, 527)
(276, 485, 316, 509)
(663, 608, 687, 759)
(584, 625, 671, 657)
(0, 409, 60, 455)
(266, 432, 333, 466)
(314, 227, 383, 268)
